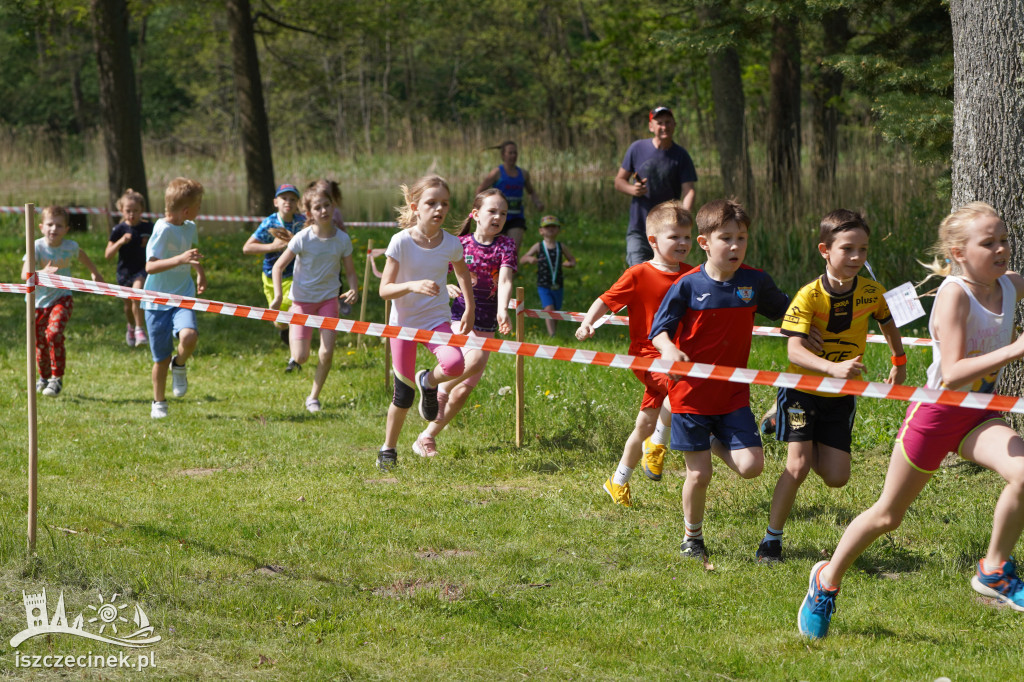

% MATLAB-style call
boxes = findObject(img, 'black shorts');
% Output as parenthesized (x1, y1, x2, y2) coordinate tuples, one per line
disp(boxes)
(501, 216, 527, 233)
(775, 387, 856, 452)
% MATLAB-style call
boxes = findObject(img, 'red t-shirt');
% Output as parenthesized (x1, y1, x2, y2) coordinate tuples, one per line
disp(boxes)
(599, 261, 694, 357)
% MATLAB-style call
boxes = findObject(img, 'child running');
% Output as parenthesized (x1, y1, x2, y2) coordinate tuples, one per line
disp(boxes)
(242, 183, 306, 351)
(105, 188, 154, 347)
(377, 175, 476, 470)
(411, 188, 517, 457)
(576, 200, 693, 507)
(799, 201, 1024, 639)
(142, 177, 206, 419)
(650, 199, 790, 562)
(22, 205, 104, 397)
(756, 210, 907, 563)
(520, 215, 576, 336)
(270, 180, 358, 413)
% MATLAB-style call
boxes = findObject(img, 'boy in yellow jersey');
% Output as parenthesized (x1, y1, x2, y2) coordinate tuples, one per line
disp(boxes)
(756, 209, 907, 563)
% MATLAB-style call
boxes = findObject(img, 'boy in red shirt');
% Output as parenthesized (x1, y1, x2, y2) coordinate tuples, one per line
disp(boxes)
(576, 200, 694, 507)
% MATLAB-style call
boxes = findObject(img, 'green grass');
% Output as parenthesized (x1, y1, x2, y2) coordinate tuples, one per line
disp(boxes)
(0, 213, 1019, 681)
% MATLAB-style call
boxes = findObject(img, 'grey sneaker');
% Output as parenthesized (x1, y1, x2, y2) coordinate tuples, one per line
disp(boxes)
(35, 378, 48, 393)
(42, 376, 63, 397)
(170, 355, 188, 397)
(285, 358, 302, 373)
(151, 400, 169, 419)
(377, 448, 398, 470)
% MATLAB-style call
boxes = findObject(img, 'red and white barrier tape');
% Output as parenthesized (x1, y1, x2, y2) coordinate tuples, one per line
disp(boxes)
(0, 205, 397, 227)
(19, 272, 1020, 414)
(506, 300, 935, 347)
(0, 282, 30, 294)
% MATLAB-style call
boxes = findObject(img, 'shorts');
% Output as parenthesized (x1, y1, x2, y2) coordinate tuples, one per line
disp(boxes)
(538, 286, 563, 310)
(775, 387, 856, 452)
(261, 272, 293, 312)
(116, 269, 146, 288)
(632, 368, 672, 410)
(289, 297, 340, 342)
(671, 406, 762, 452)
(502, 216, 527, 233)
(145, 307, 197, 362)
(897, 401, 1003, 473)
(626, 231, 654, 268)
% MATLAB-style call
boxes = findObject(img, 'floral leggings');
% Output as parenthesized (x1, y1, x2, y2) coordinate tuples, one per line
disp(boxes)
(35, 296, 73, 379)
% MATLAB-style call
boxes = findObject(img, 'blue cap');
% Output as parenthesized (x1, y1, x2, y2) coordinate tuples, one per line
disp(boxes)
(275, 184, 300, 198)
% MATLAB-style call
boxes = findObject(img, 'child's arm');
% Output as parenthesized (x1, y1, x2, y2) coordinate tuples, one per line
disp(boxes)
(787, 335, 864, 379)
(575, 297, 611, 341)
(269, 249, 295, 309)
(523, 170, 544, 211)
(379, 257, 440, 300)
(339, 253, 359, 304)
(451, 259, 476, 335)
(105, 230, 131, 259)
(651, 331, 689, 381)
(77, 249, 104, 283)
(496, 266, 514, 335)
(879, 319, 907, 385)
(242, 234, 288, 255)
(146, 248, 202, 274)
(519, 242, 541, 265)
(560, 243, 576, 268)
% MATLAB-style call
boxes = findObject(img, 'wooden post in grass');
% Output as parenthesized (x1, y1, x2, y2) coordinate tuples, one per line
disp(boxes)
(357, 239, 373, 351)
(25, 204, 37, 552)
(383, 299, 391, 392)
(515, 286, 524, 447)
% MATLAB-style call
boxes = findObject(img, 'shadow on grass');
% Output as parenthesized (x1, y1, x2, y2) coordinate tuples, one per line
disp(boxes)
(788, 502, 859, 525)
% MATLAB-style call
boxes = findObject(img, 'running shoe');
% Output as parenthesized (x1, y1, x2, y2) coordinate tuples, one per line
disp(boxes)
(412, 433, 437, 457)
(760, 404, 778, 436)
(377, 447, 398, 470)
(603, 478, 632, 507)
(126, 323, 136, 347)
(170, 356, 188, 397)
(35, 378, 47, 393)
(680, 537, 708, 561)
(756, 539, 783, 564)
(798, 560, 839, 638)
(416, 369, 439, 421)
(641, 438, 666, 481)
(285, 359, 302, 373)
(971, 557, 1024, 611)
(42, 376, 63, 397)
(305, 396, 321, 413)
(134, 327, 148, 346)
(151, 400, 169, 419)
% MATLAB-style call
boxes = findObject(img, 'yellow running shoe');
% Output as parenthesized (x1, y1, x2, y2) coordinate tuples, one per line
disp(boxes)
(641, 438, 666, 481)
(603, 478, 632, 507)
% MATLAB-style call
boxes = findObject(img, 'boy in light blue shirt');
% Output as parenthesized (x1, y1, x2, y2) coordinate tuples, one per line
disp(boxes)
(142, 177, 207, 419)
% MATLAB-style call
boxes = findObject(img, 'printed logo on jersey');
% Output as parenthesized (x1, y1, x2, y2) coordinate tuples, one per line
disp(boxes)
(696, 293, 710, 301)
(464, 254, 475, 265)
(735, 287, 753, 303)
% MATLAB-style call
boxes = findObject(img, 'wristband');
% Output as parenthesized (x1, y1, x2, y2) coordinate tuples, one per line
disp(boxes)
(891, 354, 907, 367)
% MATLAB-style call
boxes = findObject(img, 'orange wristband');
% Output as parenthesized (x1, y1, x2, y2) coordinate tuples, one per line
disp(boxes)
(891, 354, 907, 366)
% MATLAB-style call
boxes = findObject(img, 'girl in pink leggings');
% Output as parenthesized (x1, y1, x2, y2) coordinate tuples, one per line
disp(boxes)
(377, 175, 476, 469)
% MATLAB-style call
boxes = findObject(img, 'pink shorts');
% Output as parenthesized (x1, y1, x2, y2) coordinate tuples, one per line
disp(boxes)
(631, 368, 673, 411)
(896, 401, 1003, 473)
(289, 298, 340, 342)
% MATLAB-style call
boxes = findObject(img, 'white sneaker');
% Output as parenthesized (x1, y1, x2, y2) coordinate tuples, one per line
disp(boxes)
(42, 376, 63, 397)
(151, 401, 168, 419)
(35, 378, 47, 393)
(170, 356, 188, 397)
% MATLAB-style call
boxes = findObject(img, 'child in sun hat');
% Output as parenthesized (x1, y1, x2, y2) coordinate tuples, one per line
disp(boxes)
(520, 214, 576, 336)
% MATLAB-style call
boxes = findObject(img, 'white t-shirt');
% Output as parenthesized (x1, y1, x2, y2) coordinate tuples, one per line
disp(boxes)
(385, 229, 463, 330)
(287, 226, 354, 303)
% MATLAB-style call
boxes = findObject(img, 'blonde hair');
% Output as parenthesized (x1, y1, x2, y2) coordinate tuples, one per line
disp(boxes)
(40, 205, 69, 226)
(456, 188, 507, 236)
(646, 200, 692, 237)
(695, 198, 750, 237)
(922, 201, 1001, 278)
(396, 175, 450, 229)
(116, 188, 147, 213)
(164, 177, 204, 213)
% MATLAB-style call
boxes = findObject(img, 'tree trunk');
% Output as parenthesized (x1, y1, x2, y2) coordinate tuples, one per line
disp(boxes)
(949, 0, 1024, 405)
(767, 14, 801, 208)
(700, 4, 753, 204)
(811, 9, 850, 195)
(226, 0, 274, 217)
(91, 0, 148, 213)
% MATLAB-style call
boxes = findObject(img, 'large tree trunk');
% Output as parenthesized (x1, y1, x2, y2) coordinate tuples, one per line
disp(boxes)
(699, 3, 753, 204)
(226, 0, 275, 217)
(950, 1, 1024, 406)
(810, 9, 850, 195)
(767, 14, 801, 208)
(91, 0, 148, 213)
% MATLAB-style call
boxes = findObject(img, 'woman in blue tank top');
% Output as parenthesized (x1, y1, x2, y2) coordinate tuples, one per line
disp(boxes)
(477, 140, 544, 255)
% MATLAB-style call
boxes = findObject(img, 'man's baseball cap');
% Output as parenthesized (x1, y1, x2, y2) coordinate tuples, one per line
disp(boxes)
(649, 106, 674, 120)
(540, 215, 561, 228)
(275, 183, 300, 198)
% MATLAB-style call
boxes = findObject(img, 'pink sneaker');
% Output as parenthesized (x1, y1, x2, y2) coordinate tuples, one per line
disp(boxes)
(134, 327, 148, 346)
(412, 432, 437, 457)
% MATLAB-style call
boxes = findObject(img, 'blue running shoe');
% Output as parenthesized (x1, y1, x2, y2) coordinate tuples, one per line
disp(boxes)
(798, 560, 839, 639)
(971, 557, 1024, 611)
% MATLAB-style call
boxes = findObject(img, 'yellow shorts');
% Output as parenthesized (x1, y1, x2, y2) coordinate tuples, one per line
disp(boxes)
(261, 272, 292, 328)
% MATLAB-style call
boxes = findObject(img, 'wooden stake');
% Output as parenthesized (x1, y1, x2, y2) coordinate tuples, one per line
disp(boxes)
(515, 286, 525, 447)
(25, 204, 37, 553)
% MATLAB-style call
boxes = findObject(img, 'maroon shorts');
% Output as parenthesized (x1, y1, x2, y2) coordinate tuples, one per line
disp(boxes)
(896, 401, 1003, 473)
(632, 369, 673, 411)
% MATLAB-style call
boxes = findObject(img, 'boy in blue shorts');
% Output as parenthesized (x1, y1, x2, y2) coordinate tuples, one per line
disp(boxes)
(143, 177, 206, 419)
(242, 183, 306, 353)
(520, 215, 576, 336)
(650, 198, 789, 561)
(755, 210, 906, 563)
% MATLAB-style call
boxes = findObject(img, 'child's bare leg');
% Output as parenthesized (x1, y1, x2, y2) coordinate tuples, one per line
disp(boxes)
(123, 298, 135, 326)
(309, 329, 337, 400)
(621, 407, 659, 470)
(767, 441, 816, 531)
(711, 441, 764, 479)
(175, 328, 198, 364)
(682, 450, 714, 526)
(385, 403, 409, 450)
(544, 305, 556, 336)
(131, 281, 145, 327)
(152, 358, 171, 401)
(820, 445, 931, 588)
(424, 348, 488, 437)
(289, 330, 313, 366)
(962, 422, 1024, 567)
